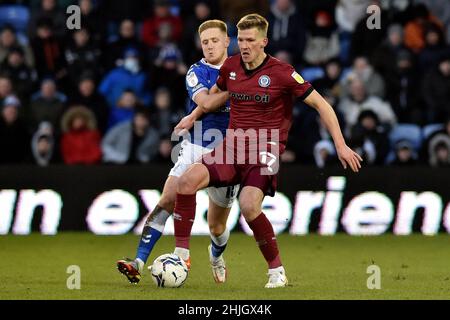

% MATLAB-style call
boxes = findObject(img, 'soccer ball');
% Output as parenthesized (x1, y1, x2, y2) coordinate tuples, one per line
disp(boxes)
(150, 253, 188, 288)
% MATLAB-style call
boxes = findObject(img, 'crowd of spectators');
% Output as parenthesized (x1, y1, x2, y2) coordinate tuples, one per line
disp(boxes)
(0, 0, 449, 168)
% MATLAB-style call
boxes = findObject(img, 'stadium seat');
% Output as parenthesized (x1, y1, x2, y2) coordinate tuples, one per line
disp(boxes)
(0, 5, 30, 33)
(299, 66, 325, 82)
(422, 123, 444, 140)
(389, 123, 422, 150)
(169, 0, 180, 16)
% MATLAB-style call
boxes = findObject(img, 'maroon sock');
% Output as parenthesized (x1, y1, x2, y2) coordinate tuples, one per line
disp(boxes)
(173, 193, 196, 249)
(247, 213, 282, 269)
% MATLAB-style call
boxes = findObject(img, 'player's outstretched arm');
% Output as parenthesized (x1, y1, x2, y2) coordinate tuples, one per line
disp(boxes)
(303, 89, 363, 172)
(174, 85, 229, 135)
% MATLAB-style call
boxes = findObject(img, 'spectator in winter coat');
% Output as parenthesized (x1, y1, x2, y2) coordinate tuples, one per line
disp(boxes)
(338, 77, 396, 130)
(303, 10, 339, 66)
(390, 140, 419, 166)
(415, 0, 450, 44)
(335, 0, 371, 33)
(349, 0, 388, 61)
(180, 0, 214, 66)
(150, 45, 187, 109)
(99, 48, 151, 108)
(64, 27, 103, 86)
(341, 56, 386, 98)
(335, 0, 371, 64)
(68, 74, 109, 134)
(0, 47, 37, 103)
(422, 55, 450, 123)
(418, 24, 450, 71)
(30, 18, 66, 82)
(60, 105, 102, 164)
(28, 0, 68, 38)
(141, 0, 183, 48)
(349, 110, 390, 165)
(382, 49, 422, 124)
(421, 117, 450, 162)
(30, 121, 59, 166)
(428, 134, 450, 167)
(371, 24, 407, 79)
(107, 89, 143, 130)
(0, 95, 30, 164)
(102, 107, 160, 164)
(404, 3, 444, 54)
(152, 136, 174, 163)
(267, 0, 307, 66)
(104, 19, 147, 70)
(29, 78, 67, 132)
(0, 25, 35, 67)
(78, 0, 106, 45)
(312, 58, 343, 98)
(150, 86, 181, 137)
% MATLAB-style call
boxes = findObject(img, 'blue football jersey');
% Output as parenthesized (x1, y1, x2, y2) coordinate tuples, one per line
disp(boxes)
(185, 58, 230, 148)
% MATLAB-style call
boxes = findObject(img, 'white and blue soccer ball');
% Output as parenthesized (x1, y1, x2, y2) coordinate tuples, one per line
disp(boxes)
(150, 253, 188, 288)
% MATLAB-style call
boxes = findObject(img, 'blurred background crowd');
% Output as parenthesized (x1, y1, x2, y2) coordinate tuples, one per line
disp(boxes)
(0, 0, 449, 168)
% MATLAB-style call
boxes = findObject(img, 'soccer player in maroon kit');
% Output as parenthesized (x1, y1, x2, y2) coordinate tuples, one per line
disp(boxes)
(172, 14, 362, 288)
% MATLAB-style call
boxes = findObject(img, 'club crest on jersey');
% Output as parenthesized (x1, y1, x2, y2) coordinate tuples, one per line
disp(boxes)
(186, 71, 199, 87)
(229, 72, 236, 80)
(258, 75, 270, 88)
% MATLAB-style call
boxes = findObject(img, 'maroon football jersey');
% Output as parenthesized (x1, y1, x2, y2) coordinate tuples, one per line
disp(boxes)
(216, 54, 313, 149)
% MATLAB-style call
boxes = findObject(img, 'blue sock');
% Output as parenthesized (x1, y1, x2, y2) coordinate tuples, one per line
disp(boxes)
(211, 240, 227, 258)
(136, 226, 162, 263)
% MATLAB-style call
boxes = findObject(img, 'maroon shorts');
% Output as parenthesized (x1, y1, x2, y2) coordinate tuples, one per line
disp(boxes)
(204, 162, 278, 197)
(201, 140, 279, 197)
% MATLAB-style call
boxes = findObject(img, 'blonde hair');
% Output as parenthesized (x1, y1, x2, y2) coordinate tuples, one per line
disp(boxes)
(198, 19, 227, 36)
(236, 14, 269, 37)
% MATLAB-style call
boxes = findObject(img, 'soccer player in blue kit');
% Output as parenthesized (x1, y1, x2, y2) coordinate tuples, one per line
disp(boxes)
(117, 20, 238, 284)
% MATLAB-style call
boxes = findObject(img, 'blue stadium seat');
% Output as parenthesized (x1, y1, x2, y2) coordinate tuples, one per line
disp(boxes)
(169, 0, 180, 16)
(389, 123, 422, 150)
(0, 5, 30, 34)
(422, 123, 444, 140)
(299, 66, 325, 82)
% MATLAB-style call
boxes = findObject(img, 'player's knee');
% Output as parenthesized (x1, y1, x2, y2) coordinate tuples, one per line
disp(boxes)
(239, 200, 260, 221)
(209, 222, 225, 237)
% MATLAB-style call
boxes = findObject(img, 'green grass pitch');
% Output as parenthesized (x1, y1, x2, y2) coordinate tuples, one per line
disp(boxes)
(1, 233, 449, 300)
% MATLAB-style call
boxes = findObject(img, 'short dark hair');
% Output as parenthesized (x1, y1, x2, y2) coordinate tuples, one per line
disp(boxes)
(8, 46, 24, 56)
(134, 106, 151, 121)
(36, 17, 54, 29)
(1, 24, 16, 34)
